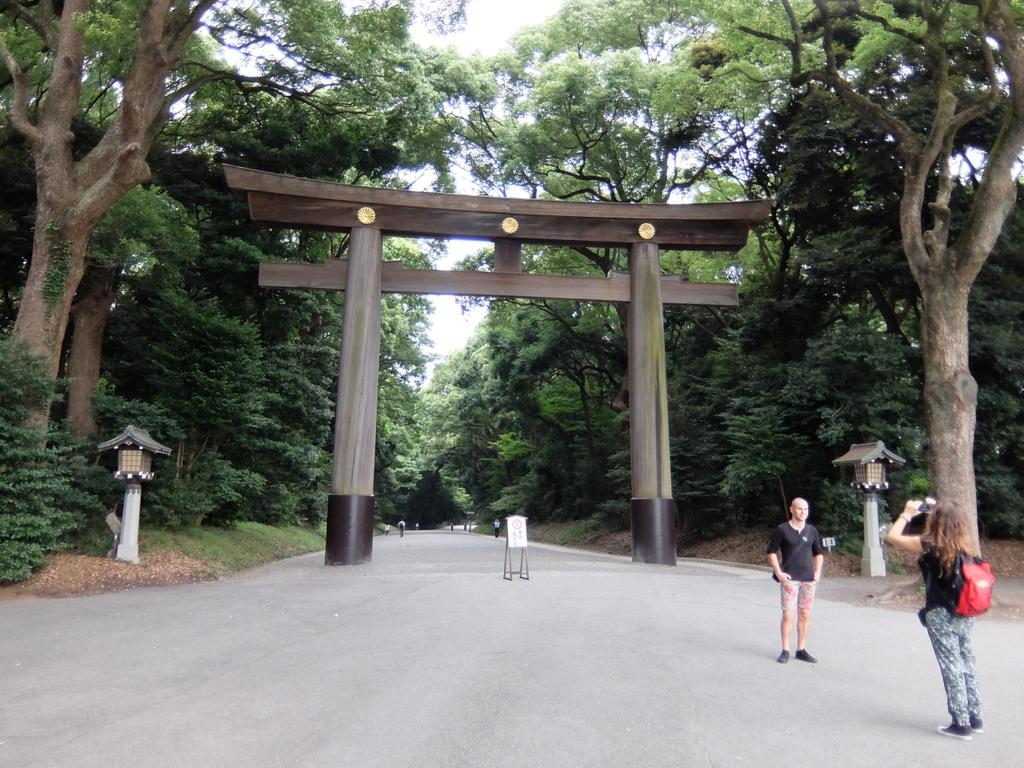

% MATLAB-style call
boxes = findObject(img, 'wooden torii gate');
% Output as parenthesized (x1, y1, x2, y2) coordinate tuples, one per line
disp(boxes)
(224, 165, 769, 566)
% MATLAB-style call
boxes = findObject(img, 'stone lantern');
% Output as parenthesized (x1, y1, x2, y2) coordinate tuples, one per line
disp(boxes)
(832, 440, 905, 577)
(97, 425, 172, 564)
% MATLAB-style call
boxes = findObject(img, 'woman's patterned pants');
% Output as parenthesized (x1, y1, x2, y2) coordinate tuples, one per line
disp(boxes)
(924, 607, 981, 727)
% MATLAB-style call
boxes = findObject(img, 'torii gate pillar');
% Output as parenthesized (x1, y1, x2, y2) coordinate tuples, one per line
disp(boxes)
(326, 226, 382, 564)
(628, 241, 676, 565)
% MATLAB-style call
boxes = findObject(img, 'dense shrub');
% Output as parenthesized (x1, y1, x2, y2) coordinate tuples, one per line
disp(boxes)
(0, 340, 84, 582)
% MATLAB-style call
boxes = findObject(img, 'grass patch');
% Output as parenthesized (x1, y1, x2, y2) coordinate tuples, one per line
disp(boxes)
(139, 522, 325, 574)
(886, 558, 907, 575)
(528, 518, 611, 547)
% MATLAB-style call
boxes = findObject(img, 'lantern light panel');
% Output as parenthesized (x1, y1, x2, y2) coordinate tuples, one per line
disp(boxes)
(853, 461, 887, 490)
(116, 445, 155, 480)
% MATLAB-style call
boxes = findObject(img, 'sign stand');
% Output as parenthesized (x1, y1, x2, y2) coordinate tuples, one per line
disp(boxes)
(503, 515, 529, 581)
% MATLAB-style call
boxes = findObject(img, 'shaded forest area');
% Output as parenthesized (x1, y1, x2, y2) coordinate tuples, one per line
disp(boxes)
(2, 1, 1023, 582)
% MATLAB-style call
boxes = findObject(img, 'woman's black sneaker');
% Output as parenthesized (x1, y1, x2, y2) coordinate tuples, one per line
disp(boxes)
(969, 716, 984, 734)
(937, 723, 973, 741)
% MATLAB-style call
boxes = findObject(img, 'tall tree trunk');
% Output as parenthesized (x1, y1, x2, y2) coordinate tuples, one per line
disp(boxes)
(13, 208, 86, 373)
(919, 281, 979, 544)
(66, 265, 117, 436)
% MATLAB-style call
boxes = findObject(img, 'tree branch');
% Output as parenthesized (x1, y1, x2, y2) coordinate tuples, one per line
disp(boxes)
(923, 132, 956, 260)
(944, 0, 1006, 136)
(855, 6, 928, 47)
(949, 0, 1024, 281)
(808, 0, 920, 154)
(0, 40, 41, 146)
(37, 0, 88, 136)
(0, 0, 56, 49)
(70, 141, 149, 229)
(163, 65, 339, 115)
(163, 0, 219, 61)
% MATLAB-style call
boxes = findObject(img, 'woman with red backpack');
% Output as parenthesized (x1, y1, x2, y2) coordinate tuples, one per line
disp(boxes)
(887, 499, 984, 741)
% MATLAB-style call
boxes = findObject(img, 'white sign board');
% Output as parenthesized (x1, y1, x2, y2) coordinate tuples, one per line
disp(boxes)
(506, 515, 528, 549)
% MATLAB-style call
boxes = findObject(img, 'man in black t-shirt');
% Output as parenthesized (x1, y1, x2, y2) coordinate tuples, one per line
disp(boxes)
(767, 498, 824, 664)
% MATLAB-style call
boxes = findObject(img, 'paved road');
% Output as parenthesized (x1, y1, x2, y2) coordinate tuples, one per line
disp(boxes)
(2, 531, 1021, 767)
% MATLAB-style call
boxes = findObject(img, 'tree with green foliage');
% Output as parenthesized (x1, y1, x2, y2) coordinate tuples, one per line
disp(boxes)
(64, 184, 199, 435)
(90, 132, 434, 529)
(409, 2, 1001, 546)
(399, 465, 463, 529)
(416, 2, 1024, 543)
(415, 1, 764, 526)
(725, 0, 1024, 540)
(0, 0, 459, 427)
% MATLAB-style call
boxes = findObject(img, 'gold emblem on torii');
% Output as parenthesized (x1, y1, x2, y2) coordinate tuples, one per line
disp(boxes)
(356, 207, 376, 225)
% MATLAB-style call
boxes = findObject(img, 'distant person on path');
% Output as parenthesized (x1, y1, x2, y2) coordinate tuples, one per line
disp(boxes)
(398, 519, 405, 538)
(886, 499, 983, 741)
(767, 497, 824, 664)
(494, 518, 501, 538)
(384, 523, 390, 536)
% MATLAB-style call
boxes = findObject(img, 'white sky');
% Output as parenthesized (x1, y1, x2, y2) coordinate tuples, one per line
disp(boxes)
(412, 0, 561, 379)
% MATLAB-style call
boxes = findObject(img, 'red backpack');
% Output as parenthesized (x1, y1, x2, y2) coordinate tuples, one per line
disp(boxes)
(955, 556, 995, 618)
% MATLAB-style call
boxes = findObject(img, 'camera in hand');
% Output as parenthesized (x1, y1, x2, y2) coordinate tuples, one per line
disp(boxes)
(906, 500, 931, 534)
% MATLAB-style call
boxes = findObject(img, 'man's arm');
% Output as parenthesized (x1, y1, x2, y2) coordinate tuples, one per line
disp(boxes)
(812, 553, 823, 582)
(768, 552, 788, 581)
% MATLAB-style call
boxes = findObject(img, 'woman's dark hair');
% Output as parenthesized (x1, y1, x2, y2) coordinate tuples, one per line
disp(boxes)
(922, 500, 980, 577)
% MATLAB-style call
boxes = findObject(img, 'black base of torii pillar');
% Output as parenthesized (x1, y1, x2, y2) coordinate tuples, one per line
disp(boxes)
(326, 494, 374, 565)
(631, 498, 677, 565)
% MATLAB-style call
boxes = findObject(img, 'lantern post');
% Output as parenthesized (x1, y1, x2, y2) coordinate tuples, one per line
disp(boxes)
(97, 426, 172, 564)
(832, 441, 905, 577)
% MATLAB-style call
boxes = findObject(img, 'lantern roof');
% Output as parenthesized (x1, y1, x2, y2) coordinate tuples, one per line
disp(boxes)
(97, 425, 172, 456)
(832, 441, 905, 467)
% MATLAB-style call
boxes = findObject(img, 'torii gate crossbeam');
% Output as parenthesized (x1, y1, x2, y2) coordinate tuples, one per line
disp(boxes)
(224, 165, 770, 567)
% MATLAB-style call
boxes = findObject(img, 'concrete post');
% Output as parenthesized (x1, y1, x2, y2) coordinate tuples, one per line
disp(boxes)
(115, 483, 142, 564)
(861, 492, 886, 577)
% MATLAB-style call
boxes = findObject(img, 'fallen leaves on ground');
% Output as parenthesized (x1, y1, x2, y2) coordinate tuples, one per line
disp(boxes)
(0, 551, 222, 601)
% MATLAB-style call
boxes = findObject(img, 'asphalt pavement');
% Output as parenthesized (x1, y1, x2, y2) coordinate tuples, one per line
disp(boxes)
(2, 530, 1021, 767)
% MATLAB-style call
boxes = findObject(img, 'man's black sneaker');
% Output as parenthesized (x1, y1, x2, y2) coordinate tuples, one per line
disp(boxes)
(776, 650, 790, 664)
(970, 716, 984, 734)
(795, 649, 818, 663)
(937, 723, 973, 741)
